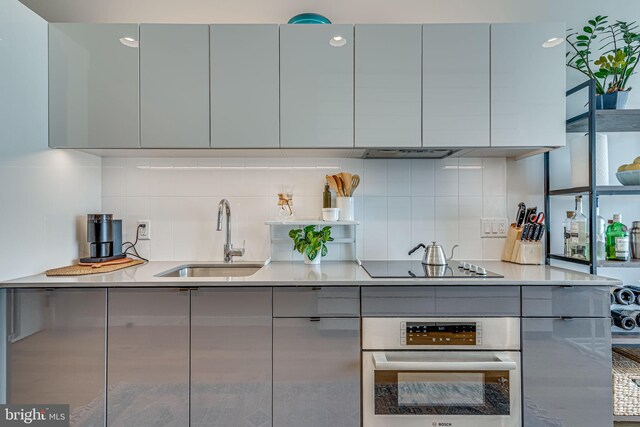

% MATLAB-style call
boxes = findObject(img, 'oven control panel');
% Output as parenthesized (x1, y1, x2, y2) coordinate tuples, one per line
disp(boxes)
(401, 321, 481, 346)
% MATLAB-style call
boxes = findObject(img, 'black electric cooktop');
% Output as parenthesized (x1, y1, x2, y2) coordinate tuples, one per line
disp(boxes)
(360, 260, 503, 279)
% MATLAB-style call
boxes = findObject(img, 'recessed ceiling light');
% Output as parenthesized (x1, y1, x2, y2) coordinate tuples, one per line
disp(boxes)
(119, 37, 139, 48)
(329, 36, 347, 47)
(542, 37, 563, 48)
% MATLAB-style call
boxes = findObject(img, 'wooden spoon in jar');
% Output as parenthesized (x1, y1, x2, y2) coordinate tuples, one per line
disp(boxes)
(350, 174, 360, 196)
(340, 172, 353, 196)
(333, 175, 344, 197)
(326, 175, 340, 196)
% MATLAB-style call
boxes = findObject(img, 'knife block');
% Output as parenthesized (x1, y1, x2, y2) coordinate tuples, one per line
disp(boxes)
(501, 225, 522, 262)
(510, 241, 543, 265)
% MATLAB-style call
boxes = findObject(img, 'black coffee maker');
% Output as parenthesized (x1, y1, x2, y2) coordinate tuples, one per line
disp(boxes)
(80, 214, 124, 263)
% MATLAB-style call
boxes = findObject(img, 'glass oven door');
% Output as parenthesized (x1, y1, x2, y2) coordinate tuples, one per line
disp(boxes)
(371, 351, 516, 416)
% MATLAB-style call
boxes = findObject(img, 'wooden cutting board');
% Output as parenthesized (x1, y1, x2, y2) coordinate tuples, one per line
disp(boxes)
(46, 259, 145, 276)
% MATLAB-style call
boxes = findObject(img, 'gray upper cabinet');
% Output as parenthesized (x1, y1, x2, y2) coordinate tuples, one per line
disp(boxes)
(273, 317, 360, 427)
(355, 25, 422, 148)
(49, 24, 139, 148)
(140, 24, 210, 148)
(211, 25, 279, 148)
(423, 24, 490, 147)
(491, 22, 566, 147)
(280, 25, 354, 148)
(522, 318, 612, 427)
(191, 288, 272, 427)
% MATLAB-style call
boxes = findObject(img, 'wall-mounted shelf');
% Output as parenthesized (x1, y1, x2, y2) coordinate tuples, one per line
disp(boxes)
(567, 109, 640, 133)
(548, 254, 591, 266)
(265, 220, 359, 226)
(599, 259, 640, 268)
(614, 415, 640, 422)
(549, 186, 640, 196)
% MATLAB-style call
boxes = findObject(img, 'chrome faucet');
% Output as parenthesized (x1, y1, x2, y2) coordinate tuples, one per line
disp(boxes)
(216, 199, 245, 263)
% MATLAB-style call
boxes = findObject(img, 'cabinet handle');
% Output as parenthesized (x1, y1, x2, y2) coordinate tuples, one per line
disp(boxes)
(7, 289, 19, 340)
(557, 317, 574, 320)
(311, 287, 322, 291)
(309, 317, 321, 322)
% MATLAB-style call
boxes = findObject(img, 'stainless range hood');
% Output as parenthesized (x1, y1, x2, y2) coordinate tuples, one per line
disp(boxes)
(362, 148, 460, 159)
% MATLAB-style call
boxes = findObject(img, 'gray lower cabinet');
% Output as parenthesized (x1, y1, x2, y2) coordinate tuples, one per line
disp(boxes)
(522, 317, 612, 427)
(1, 289, 106, 427)
(190, 288, 272, 427)
(273, 317, 360, 427)
(107, 289, 189, 427)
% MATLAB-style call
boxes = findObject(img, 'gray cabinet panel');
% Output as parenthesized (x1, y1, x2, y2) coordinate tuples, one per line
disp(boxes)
(361, 286, 519, 316)
(2, 289, 106, 427)
(107, 289, 189, 427)
(191, 288, 272, 427)
(522, 318, 612, 427)
(423, 24, 490, 147)
(140, 24, 210, 148)
(211, 25, 279, 148)
(280, 25, 354, 148)
(273, 318, 360, 427)
(273, 287, 359, 317)
(355, 24, 422, 148)
(522, 286, 609, 317)
(49, 24, 139, 148)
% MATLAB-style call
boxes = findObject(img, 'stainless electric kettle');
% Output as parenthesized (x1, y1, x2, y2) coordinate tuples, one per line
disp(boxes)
(408, 241, 458, 266)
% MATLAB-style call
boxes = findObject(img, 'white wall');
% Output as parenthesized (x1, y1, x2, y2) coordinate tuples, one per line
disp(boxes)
(0, 0, 102, 282)
(103, 156, 508, 262)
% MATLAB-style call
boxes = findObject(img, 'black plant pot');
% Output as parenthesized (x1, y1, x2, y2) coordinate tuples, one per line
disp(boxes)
(596, 91, 629, 110)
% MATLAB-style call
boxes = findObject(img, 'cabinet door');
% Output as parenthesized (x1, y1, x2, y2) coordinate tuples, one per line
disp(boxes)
(191, 288, 272, 427)
(107, 289, 189, 427)
(211, 25, 279, 148)
(49, 24, 139, 148)
(355, 25, 421, 148)
(522, 318, 612, 427)
(423, 24, 490, 147)
(140, 24, 210, 148)
(491, 23, 566, 147)
(1, 289, 106, 427)
(280, 25, 354, 148)
(273, 318, 360, 427)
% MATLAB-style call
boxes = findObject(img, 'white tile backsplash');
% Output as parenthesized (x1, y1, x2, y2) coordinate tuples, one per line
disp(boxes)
(103, 155, 511, 262)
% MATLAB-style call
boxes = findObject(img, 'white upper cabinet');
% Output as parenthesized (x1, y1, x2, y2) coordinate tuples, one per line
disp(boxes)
(49, 24, 139, 148)
(211, 25, 279, 148)
(423, 24, 490, 147)
(491, 22, 566, 147)
(355, 25, 422, 148)
(140, 24, 210, 148)
(280, 25, 354, 148)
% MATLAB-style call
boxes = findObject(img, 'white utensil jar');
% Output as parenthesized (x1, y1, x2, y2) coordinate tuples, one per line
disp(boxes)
(336, 197, 354, 221)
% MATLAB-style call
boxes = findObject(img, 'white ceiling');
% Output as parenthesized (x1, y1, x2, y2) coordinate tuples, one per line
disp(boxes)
(18, 0, 640, 25)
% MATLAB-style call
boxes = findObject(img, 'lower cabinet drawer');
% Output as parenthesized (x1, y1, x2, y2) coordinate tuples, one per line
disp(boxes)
(361, 286, 520, 316)
(273, 287, 360, 317)
(522, 286, 609, 317)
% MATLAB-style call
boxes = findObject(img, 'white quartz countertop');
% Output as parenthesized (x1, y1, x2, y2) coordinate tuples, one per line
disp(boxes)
(2, 260, 621, 288)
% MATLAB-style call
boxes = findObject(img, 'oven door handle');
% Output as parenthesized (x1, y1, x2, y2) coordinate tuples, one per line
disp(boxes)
(372, 352, 517, 371)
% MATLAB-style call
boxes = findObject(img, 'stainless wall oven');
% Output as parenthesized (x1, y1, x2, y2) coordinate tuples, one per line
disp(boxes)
(362, 317, 521, 427)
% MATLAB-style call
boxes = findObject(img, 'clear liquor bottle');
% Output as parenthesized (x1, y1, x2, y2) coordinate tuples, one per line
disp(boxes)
(595, 197, 606, 260)
(571, 196, 589, 259)
(564, 211, 574, 257)
(606, 213, 630, 261)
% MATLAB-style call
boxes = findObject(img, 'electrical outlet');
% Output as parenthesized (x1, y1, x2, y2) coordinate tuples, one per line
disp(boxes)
(138, 220, 151, 240)
(481, 218, 508, 238)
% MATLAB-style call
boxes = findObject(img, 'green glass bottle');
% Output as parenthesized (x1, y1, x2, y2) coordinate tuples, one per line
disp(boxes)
(606, 213, 630, 261)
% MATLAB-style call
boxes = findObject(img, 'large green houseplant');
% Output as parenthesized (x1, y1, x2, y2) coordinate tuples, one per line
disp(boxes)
(289, 225, 333, 265)
(566, 16, 640, 108)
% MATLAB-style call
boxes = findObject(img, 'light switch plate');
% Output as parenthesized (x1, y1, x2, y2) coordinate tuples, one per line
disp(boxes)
(481, 218, 508, 238)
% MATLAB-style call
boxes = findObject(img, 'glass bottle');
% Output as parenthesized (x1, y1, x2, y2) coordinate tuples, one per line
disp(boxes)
(595, 197, 606, 260)
(571, 196, 589, 259)
(606, 213, 630, 261)
(323, 184, 331, 209)
(563, 211, 574, 257)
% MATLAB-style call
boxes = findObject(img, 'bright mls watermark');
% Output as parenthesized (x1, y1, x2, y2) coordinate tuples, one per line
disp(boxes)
(0, 405, 69, 427)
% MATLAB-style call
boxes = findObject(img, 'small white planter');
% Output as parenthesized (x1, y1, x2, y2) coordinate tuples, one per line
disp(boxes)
(304, 253, 321, 265)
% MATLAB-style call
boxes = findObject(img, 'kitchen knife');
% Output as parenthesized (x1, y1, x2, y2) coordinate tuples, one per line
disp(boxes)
(526, 223, 537, 240)
(521, 223, 530, 241)
(531, 224, 542, 241)
(515, 202, 526, 227)
(536, 226, 545, 241)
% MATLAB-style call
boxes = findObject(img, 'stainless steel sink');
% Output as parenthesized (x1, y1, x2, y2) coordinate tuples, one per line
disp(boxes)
(156, 263, 264, 278)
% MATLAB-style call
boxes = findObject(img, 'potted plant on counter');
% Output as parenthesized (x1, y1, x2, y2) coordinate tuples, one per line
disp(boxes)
(566, 16, 640, 109)
(289, 225, 333, 265)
